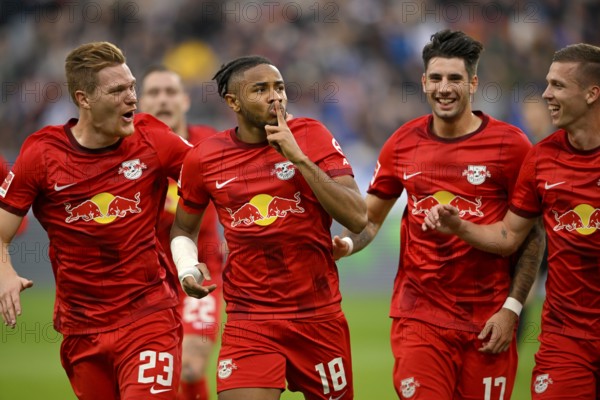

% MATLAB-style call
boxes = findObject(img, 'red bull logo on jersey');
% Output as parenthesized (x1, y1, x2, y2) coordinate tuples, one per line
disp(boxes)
(118, 159, 147, 180)
(411, 191, 484, 218)
(271, 161, 296, 180)
(400, 377, 420, 398)
(552, 204, 600, 235)
(64, 192, 141, 224)
(533, 374, 553, 394)
(225, 192, 305, 227)
(217, 359, 238, 379)
(462, 165, 491, 185)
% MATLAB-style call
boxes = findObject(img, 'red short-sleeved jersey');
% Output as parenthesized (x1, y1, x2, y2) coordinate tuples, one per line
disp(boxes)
(368, 111, 532, 332)
(1, 155, 27, 234)
(510, 129, 600, 339)
(178, 118, 353, 321)
(0, 113, 192, 335)
(157, 125, 222, 278)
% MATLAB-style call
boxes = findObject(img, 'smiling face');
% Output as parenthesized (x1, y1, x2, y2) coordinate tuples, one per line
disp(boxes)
(79, 63, 137, 139)
(542, 61, 591, 131)
(422, 57, 478, 122)
(226, 63, 287, 129)
(139, 70, 189, 133)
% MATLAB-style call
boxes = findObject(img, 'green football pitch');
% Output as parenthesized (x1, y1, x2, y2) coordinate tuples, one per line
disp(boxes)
(0, 288, 541, 399)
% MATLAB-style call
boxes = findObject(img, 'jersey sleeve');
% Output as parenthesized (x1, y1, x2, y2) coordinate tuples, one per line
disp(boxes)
(0, 137, 45, 216)
(501, 128, 533, 200)
(177, 146, 210, 214)
(138, 114, 193, 181)
(367, 132, 404, 199)
(297, 119, 354, 178)
(509, 146, 541, 218)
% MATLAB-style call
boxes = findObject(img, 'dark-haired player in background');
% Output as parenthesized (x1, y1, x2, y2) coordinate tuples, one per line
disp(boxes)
(170, 55, 367, 400)
(424, 43, 600, 399)
(334, 30, 544, 399)
(140, 65, 223, 400)
(0, 42, 192, 399)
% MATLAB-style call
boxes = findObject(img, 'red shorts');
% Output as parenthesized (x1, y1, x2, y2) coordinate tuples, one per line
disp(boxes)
(391, 318, 517, 400)
(532, 331, 600, 399)
(60, 307, 182, 400)
(216, 312, 353, 400)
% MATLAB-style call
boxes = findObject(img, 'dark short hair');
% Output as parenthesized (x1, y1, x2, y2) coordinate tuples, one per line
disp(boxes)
(212, 55, 273, 98)
(422, 30, 484, 78)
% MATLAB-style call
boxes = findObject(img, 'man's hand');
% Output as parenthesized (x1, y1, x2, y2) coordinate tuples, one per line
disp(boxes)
(181, 263, 217, 299)
(421, 204, 463, 234)
(0, 267, 33, 327)
(265, 100, 305, 163)
(478, 308, 518, 353)
(331, 235, 351, 261)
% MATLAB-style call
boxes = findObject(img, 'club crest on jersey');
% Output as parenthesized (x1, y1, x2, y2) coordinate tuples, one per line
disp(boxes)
(118, 159, 147, 180)
(534, 374, 553, 394)
(218, 359, 238, 379)
(271, 161, 295, 180)
(400, 377, 420, 398)
(0, 171, 14, 198)
(462, 165, 491, 185)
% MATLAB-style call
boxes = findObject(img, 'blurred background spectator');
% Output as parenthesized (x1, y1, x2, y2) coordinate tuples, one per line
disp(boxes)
(2, 0, 598, 178)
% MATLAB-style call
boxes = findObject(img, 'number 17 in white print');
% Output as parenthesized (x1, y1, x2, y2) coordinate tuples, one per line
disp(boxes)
(315, 357, 347, 395)
(483, 376, 507, 400)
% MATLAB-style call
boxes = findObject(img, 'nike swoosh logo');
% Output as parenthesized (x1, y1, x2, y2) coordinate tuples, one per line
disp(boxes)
(150, 386, 172, 394)
(54, 182, 77, 191)
(544, 181, 565, 190)
(403, 172, 422, 180)
(329, 390, 347, 400)
(216, 177, 237, 189)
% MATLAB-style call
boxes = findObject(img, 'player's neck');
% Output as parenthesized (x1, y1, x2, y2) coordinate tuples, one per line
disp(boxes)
(71, 116, 121, 149)
(565, 110, 600, 151)
(431, 112, 481, 139)
(235, 123, 267, 144)
(173, 122, 189, 139)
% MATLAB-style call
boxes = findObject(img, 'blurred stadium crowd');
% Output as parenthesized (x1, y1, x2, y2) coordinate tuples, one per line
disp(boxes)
(1, 0, 598, 175)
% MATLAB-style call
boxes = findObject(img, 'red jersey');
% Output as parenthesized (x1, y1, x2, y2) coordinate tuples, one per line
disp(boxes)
(1, 155, 27, 234)
(368, 112, 532, 332)
(0, 114, 192, 335)
(178, 118, 353, 321)
(157, 125, 222, 278)
(510, 129, 600, 339)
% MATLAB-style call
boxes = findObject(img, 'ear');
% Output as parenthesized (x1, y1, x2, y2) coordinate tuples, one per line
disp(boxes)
(421, 73, 427, 93)
(74, 89, 91, 109)
(225, 93, 240, 112)
(469, 75, 479, 95)
(586, 85, 600, 105)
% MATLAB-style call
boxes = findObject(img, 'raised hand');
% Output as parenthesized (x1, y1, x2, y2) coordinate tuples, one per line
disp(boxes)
(265, 100, 305, 163)
(421, 204, 462, 234)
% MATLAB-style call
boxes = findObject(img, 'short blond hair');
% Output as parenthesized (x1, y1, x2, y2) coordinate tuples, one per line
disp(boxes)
(65, 42, 126, 106)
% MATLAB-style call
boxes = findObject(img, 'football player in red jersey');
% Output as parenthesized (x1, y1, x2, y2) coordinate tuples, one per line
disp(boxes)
(140, 65, 222, 400)
(424, 43, 600, 399)
(170, 56, 367, 400)
(334, 30, 545, 399)
(0, 42, 196, 399)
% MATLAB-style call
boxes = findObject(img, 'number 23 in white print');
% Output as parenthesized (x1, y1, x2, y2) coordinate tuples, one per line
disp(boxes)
(315, 357, 347, 396)
(138, 350, 174, 392)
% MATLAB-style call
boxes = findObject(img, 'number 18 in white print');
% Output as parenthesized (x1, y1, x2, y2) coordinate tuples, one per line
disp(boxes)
(315, 357, 347, 395)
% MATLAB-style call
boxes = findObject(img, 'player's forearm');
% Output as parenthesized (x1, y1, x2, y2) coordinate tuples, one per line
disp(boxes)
(341, 219, 380, 255)
(456, 220, 522, 257)
(507, 219, 545, 304)
(294, 157, 367, 233)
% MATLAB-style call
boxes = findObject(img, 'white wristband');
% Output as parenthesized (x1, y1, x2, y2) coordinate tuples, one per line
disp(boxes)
(502, 297, 523, 316)
(170, 236, 203, 286)
(341, 237, 354, 257)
